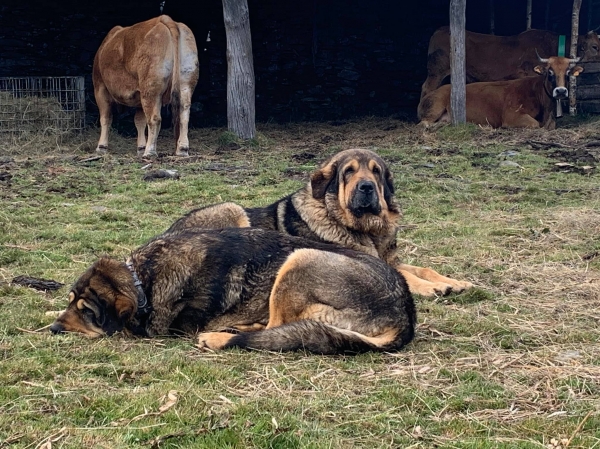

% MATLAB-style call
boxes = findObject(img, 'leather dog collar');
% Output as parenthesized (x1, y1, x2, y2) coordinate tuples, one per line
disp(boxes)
(125, 260, 153, 318)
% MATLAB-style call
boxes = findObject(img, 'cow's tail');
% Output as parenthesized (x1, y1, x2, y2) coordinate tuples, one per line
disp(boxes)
(216, 320, 412, 355)
(160, 15, 182, 144)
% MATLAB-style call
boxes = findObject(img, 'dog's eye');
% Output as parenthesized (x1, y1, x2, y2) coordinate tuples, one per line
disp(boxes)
(372, 166, 381, 175)
(344, 166, 355, 176)
(83, 308, 96, 323)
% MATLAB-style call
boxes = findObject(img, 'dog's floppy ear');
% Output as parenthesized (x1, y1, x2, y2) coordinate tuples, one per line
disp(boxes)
(115, 294, 135, 322)
(79, 288, 107, 326)
(311, 160, 339, 199)
(383, 167, 395, 207)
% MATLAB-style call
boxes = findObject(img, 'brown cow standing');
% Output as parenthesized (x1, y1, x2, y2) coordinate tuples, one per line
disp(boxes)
(419, 27, 599, 102)
(417, 56, 583, 130)
(93, 16, 199, 157)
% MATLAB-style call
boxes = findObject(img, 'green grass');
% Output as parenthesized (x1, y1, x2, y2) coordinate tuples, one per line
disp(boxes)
(1, 118, 600, 448)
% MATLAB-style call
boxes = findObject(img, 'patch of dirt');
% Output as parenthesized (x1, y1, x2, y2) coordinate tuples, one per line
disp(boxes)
(283, 167, 310, 181)
(489, 185, 523, 195)
(548, 148, 597, 164)
(215, 142, 242, 153)
(291, 152, 317, 163)
(425, 147, 460, 156)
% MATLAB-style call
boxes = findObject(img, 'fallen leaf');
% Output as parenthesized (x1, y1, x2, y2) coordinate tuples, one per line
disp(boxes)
(412, 425, 423, 439)
(158, 390, 178, 413)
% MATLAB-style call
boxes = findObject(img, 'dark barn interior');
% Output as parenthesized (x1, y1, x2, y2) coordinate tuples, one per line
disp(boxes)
(0, 0, 598, 127)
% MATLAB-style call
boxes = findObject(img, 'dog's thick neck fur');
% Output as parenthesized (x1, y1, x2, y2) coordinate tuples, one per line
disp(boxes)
(291, 184, 400, 259)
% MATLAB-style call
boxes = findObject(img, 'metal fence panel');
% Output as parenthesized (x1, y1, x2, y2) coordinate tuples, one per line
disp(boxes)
(0, 76, 85, 134)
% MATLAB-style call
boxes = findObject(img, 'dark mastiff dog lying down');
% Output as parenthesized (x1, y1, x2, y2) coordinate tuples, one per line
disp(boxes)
(50, 228, 417, 354)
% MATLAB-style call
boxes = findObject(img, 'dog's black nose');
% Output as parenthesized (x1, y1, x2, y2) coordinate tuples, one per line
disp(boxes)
(357, 180, 375, 194)
(50, 323, 64, 334)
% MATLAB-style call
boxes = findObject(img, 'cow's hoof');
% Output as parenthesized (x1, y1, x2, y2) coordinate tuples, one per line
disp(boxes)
(96, 145, 108, 154)
(176, 148, 190, 157)
(141, 150, 158, 159)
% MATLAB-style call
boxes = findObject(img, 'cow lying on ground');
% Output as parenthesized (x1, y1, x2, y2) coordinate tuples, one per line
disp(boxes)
(417, 56, 583, 130)
(93, 15, 199, 158)
(419, 26, 599, 102)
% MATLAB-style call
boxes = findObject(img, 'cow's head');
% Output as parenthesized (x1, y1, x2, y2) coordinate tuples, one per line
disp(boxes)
(578, 31, 600, 61)
(534, 56, 584, 100)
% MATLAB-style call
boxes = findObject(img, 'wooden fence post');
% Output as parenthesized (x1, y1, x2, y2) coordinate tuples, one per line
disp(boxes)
(222, 0, 256, 139)
(570, 0, 583, 116)
(450, 0, 466, 124)
(527, 0, 533, 29)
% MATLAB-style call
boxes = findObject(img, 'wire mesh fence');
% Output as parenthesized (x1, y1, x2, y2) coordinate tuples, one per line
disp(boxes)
(0, 76, 85, 135)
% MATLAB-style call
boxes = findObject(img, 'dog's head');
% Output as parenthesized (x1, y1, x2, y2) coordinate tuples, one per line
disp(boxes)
(310, 149, 400, 233)
(50, 257, 138, 338)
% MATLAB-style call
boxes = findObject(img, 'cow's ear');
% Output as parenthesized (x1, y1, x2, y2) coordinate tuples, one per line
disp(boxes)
(311, 161, 339, 199)
(534, 65, 546, 75)
(571, 66, 584, 77)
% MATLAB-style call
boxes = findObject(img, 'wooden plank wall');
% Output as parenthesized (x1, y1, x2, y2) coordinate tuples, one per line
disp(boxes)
(577, 62, 600, 113)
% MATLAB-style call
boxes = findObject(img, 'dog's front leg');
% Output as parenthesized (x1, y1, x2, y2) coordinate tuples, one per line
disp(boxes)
(398, 263, 473, 297)
(145, 307, 182, 337)
(145, 311, 170, 337)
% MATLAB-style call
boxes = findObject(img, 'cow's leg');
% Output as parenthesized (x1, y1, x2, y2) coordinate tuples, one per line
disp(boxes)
(417, 94, 450, 127)
(140, 96, 162, 158)
(134, 109, 148, 156)
(175, 87, 192, 157)
(174, 22, 198, 157)
(541, 115, 556, 130)
(502, 112, 540, 129)
(420, 48, 449, 100)
(95, 84, 113, 153)
(420, 73, 447, 101)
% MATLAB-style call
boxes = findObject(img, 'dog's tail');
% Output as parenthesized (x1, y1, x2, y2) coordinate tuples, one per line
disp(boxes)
(221, 320, 412, 354)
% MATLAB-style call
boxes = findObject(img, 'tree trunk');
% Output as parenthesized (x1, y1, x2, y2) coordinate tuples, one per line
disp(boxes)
(222, 0, 256, 139)
(526, 0, 533, 30)
(570, 0, 583, 116)
(450, 0, 466, 125)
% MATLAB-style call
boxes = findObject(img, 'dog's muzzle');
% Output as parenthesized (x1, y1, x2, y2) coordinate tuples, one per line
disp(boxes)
(350, 180, 381, 217)
(50, 322, 64, 334)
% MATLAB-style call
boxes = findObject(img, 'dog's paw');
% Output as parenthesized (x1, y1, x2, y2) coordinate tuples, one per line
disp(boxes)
(447, 279, 474, 293)
(411, 281, 453, 297)
(197, 332, 235, 350)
